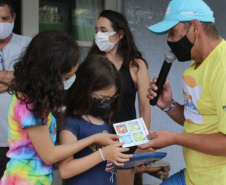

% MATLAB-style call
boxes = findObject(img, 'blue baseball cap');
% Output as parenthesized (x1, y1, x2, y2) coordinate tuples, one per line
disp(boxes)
(148, 0, 215, 34)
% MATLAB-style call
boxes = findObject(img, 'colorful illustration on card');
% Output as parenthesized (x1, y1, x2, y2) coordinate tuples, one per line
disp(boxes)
(128, 122, 140, 131)
(133, 132, 144, 142)
(121, 135, 133, 144)
(116, 124, 127, 134)
(113, 117, 149, 148)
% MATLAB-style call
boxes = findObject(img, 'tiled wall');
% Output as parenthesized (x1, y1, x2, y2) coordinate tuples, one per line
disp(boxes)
(121, 0, 226, 184)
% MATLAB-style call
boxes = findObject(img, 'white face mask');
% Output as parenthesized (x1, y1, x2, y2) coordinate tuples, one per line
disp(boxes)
(0, 22, 14, 40)
(95, 32, 119, 52)
(63, 75, 76, 90)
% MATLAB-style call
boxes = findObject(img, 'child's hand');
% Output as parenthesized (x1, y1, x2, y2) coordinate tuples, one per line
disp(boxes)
(101, 143, 133, 167)
(93, 133, 120, 146)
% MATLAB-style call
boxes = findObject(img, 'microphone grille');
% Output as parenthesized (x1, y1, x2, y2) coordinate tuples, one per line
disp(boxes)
(165, 51, 176, 63)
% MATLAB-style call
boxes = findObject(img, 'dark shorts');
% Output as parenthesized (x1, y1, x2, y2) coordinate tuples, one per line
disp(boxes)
(0, 147, 10, 178)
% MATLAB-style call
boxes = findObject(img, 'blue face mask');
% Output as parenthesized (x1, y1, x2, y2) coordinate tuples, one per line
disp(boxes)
(63, 75, 76, 90)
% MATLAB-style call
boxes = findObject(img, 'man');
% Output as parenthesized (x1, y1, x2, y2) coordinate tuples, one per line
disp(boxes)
(139, 0, 226, 184)
(0, 0, 31, 178)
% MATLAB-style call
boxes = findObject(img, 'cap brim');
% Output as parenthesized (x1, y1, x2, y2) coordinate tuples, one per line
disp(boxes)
(148, 20, 179, 35)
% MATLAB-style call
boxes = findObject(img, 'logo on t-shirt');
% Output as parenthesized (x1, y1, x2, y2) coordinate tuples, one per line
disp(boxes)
(183, 75, 203, 124)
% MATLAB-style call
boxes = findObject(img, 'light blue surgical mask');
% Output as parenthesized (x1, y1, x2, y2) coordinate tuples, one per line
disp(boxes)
(0, 22, 14, 40)
(63, 75, 76, 90)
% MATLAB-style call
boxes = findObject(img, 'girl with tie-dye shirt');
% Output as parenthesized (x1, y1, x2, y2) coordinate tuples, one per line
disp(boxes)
(0, 31, 124, 185)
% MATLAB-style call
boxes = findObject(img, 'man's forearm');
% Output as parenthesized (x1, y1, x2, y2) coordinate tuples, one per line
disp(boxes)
(0, 70, 14, 84)
(175, 132, 226, 156)
(167, 102, 185, 126)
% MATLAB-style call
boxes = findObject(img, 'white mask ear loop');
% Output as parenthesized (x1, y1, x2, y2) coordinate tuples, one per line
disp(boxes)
(108, 32, 117, 36)
(108, 32, 119, 43)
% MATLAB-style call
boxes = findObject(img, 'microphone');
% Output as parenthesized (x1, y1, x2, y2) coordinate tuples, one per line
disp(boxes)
(150, 51, 176, 106)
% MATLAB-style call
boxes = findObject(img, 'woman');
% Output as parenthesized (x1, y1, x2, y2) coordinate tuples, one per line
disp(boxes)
(87, 10, 151, 185)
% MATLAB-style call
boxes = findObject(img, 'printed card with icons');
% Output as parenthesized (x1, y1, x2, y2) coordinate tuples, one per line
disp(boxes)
(113, 117, 150, 148)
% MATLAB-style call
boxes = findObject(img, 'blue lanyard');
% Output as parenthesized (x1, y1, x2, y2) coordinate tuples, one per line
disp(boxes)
(0, 50, 5, 71)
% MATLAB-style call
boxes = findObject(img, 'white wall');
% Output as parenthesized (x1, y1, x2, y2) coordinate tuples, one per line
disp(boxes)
(21, 0, 39, 37)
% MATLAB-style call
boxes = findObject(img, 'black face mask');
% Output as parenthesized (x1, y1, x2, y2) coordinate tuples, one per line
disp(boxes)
(167, 23, 196, 62)
(167, 35, 194, 62)
(90, 98, 111, 117)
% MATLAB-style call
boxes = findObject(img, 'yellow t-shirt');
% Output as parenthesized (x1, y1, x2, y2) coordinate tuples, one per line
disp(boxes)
(182, 40, 226, 185)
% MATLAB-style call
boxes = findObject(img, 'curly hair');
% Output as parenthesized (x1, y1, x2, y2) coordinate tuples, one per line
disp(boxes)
(87, 10, 148, 69)
(66, 55, 122, 125)
(8, 30, 80, 125)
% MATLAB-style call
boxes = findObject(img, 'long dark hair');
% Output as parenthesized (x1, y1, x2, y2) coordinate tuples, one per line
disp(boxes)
(66, 55, 122, 124)
(8, 30, 80, 125)
(87, 10, 148, 69)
